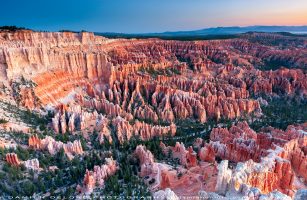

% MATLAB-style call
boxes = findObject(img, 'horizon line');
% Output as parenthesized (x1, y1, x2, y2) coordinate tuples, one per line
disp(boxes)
(1, 24, 307, 34)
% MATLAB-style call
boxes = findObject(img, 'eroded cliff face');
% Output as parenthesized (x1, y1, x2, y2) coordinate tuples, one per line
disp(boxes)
(0, 31, 114, 108)
(1, 30, 305, 109)
(0, 31, 110, 80)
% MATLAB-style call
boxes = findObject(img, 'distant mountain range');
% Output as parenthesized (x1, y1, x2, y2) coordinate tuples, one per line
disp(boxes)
(97, 25, 307, 38)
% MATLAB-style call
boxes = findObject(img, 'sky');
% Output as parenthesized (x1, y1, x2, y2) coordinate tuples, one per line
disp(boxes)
(0, 0, 307, 33)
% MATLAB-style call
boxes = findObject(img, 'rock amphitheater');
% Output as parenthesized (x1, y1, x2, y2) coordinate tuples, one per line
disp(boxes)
(0, 30, 306, 199)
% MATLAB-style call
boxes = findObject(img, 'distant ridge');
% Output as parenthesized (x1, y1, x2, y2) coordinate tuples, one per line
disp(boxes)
(97, 25, 307, 38)
(157, 25, 307, 36)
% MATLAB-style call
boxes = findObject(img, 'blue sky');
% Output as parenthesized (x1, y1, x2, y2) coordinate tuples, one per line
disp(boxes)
(1, 0, 306, 33)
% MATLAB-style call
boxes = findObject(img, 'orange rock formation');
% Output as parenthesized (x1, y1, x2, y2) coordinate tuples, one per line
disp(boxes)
(28, 135, 83, 160)
(5, 153, 20, 166)
(78, 157, 117, 194)
(6, 153, 40, 170)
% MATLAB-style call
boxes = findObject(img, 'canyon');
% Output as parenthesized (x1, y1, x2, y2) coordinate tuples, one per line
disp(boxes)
(0, 29, 306, 199)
